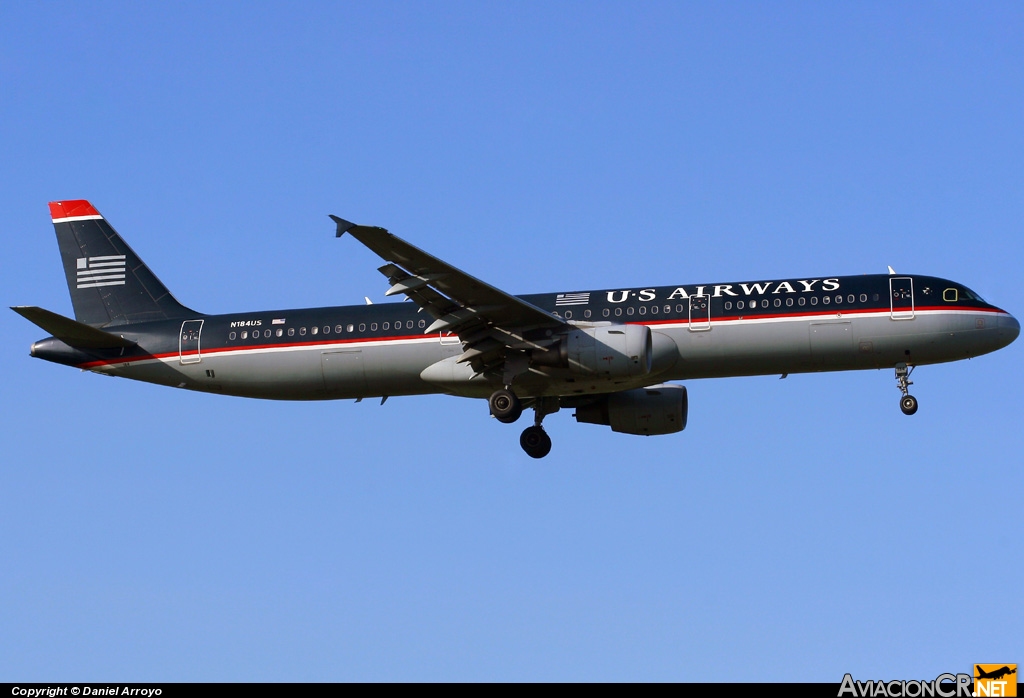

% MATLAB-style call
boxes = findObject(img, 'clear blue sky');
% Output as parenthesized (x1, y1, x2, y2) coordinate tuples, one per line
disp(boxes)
(1, 1, 1021, 681)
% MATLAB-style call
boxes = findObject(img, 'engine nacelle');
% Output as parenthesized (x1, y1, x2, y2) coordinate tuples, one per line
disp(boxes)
(533, 324, 653, 377)
(574, 384, 688, 436)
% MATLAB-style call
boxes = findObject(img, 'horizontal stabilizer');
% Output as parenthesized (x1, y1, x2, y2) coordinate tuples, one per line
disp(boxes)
(11, 306, 136, 349)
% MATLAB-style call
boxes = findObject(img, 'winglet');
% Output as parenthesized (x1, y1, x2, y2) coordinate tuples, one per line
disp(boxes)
(330, 215, 357, 238)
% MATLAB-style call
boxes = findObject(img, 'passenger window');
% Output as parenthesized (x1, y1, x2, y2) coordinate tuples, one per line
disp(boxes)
(360, 323, 367, 332)
(638, 307, 646, 315)
(288, 328, 295, 336)
(322, 326, 329, 334)
(583, 309, 591, 319)
(774, 298, 781, 308)
(335, 325, 343, 334)
(276, 329, 283, 337)
(786, 298, 793, 307)
(417, 320, 424, 328)
(626, 307, 634, 316)
(407, 321, 413, 329)
(241, 331, 248, 339)
(311, 327, 318, 335)
(676, 304, 685, 313)
(761, 299, 769, 308)
(564, 311, 573, 319)
(664, 305, 671, 314)
(371, 323, 378, 331)
(943, 288, 958, 302)
(822, 296, 830, 305)
(810, 297, 818, 305)
(348, 324, 355, 332)
(602, 309, 610, 318)
(798, 297, 806, 306)
(737, 300, 745, 310)
(836, 295, 842, 304)
(848, 294, 856, 304)
(615, 308, 622, 316)
(872, 293, 880, 301)
(300, 327, 307, 336)
(265, 329, 272, 338)
(650, 305, 658, 314)
(229, 331, 236, 340)
(724, 301, 732, 310)
(860, 294, 867, 303)
(383, 322, 389, 330)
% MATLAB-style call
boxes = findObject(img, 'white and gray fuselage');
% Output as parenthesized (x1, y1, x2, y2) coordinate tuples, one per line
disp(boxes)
(43, 274, 1018, 402)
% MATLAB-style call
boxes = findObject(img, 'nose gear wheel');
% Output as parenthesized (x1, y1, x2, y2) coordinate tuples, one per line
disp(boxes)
(895, 364, 918, 415)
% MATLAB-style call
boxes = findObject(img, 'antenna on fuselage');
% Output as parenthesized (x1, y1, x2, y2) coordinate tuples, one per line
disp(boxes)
(887, 266, 897, 275)
(364, 296, 373, 305)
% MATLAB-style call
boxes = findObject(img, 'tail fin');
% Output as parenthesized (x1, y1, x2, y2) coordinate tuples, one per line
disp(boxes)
(49, 200, 197, 327)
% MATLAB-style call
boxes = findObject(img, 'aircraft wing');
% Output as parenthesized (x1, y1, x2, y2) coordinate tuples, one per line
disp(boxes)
(332, 217, 567, 376)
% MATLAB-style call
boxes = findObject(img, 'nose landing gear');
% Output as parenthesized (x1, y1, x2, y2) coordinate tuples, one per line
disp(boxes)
(895, 363, 918, 415)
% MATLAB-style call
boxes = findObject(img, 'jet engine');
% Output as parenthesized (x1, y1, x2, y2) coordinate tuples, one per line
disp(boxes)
(532, 324, 653, 377)
(574, 384, 687, 435)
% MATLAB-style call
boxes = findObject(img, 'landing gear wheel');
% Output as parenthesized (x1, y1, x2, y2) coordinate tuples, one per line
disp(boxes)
(489, 388, 522, 424)
(520, 426, 552, 459)
(900, 395, 918, 416)
(894, 364, 918, 416)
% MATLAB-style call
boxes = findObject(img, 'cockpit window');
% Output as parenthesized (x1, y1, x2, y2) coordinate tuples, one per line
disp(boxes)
(960, 286, 985, 302)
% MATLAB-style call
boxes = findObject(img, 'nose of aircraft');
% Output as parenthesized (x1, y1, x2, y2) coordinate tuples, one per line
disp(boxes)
(1001, 311, 1020, 344)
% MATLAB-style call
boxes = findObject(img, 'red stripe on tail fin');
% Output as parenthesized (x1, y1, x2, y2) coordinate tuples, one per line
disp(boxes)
(49, 200, 101, 221)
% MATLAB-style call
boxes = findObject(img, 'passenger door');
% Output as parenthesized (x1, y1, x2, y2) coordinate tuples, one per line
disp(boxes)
(890, 277, 915, 320)
(179, 320, 204, 365)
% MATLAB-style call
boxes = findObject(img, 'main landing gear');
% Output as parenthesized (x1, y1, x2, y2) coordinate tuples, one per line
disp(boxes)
(488, 388, 557, 459)
(488, 387, 523, 423)
(520, 425, 551, 459)
(895, 363, 918, 415)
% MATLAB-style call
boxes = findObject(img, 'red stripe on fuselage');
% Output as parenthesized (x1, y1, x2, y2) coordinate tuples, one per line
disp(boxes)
(76, 332, 434, 369)
(637, 304, 1004, 326)
(74, 307, 1005, 370)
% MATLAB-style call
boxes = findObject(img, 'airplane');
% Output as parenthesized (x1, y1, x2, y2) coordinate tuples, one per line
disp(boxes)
(13, 200, 1020, 458)
(975, 666, 1016, 681)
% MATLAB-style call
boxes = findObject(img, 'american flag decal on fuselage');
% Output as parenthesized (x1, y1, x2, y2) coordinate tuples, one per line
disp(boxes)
(555, 292, 590, 306)
(76, 255, 127, 289)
